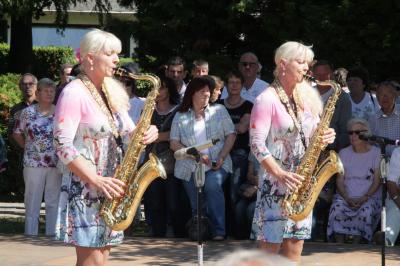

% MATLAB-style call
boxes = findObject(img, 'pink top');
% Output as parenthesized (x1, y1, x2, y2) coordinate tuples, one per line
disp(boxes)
(250, 88, 319, 194)
(54, 79, 135, 177)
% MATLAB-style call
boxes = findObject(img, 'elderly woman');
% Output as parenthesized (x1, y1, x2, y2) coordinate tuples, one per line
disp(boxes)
(170, 76, 236, 241)
(54, 29, 158, 265)
(327, 118, 381, 243)
(368, 81, 400, 157)
(250, 41, 335, 262)
(13, 78, 60, 236)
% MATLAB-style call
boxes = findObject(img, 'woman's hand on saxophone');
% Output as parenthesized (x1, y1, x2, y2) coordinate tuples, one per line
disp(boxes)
(322, 127, 336, 145)
(94, 175, 126, 200)
(143, 125, 159, 144)
(276, 170, 304, 192)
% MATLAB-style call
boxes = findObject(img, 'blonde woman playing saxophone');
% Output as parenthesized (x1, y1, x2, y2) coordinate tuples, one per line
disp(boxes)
(54, 29, 158, 266)
(249, 41, 335, 262)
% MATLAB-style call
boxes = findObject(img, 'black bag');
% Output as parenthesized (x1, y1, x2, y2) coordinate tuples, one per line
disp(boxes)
(155, 148, 175, 174)
(186, 215, 213, 241)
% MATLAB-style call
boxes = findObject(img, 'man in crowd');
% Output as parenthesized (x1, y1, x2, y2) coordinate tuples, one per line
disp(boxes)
(191, 59, 209, 78)
(221, 52, 268, 103)
(165, 56, 187, 99)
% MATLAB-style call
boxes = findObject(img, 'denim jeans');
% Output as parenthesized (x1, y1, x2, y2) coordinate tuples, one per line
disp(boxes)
(182, 168, 228, 237)
(385, 198, 400, 246)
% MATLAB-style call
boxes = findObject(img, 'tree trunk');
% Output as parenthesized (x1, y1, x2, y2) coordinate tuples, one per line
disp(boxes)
(8, 13, 33, 74)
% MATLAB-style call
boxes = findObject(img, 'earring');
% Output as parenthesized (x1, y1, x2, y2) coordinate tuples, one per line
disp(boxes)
(90, 64, 94, 71)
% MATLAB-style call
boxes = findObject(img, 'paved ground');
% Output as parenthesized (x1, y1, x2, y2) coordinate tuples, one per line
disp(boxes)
(1, 202, 399, 265)
(0, 234, 399, 266)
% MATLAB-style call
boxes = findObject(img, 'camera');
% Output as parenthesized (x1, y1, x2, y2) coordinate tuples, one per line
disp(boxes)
(211, 160, 217, 167)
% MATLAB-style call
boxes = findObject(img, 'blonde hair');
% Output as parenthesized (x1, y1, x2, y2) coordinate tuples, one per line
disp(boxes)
(80, 29, 129, 113)
(274, 41, 322, 117)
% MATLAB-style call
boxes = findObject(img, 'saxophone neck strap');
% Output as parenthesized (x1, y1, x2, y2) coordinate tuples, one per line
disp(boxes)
(273, 79, 307, 149)
(79, 74, 121, 142)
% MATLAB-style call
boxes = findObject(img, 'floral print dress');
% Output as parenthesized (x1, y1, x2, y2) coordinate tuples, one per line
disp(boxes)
(54, 80, 135, 247)
(327, 146, 381, 241)
(249, 88, 319, 243)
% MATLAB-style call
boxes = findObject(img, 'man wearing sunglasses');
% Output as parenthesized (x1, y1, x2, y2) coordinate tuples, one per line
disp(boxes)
(220, 52, 268, 103)
(8, 73, 38, 139)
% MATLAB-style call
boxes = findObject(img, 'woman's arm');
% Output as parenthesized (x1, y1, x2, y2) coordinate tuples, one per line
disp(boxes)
(214, 132, 236, 169)
(12, 132, 25, 149)
(235, 113, 250, 134)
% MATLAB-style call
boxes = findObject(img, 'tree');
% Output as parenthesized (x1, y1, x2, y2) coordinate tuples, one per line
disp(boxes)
(126, 0, 400, 82)
(0, 0, 112, 74)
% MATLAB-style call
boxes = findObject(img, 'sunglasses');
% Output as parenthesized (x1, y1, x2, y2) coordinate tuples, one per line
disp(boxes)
(22, 82, 36, 87)
(239, 61, 258, 67)
(347, 130, 367, 135)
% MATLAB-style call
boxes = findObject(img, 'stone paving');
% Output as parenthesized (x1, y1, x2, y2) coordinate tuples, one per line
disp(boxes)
(1, 202, 399, 265)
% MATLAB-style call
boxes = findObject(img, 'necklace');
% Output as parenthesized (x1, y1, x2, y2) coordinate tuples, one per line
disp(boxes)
(79, 74, 119, 139)
(273, 79, 307, 149)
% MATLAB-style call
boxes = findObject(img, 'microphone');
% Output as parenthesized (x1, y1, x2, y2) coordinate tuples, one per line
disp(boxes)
(358, 133, 400, 146)
(174, 139, 220, 160)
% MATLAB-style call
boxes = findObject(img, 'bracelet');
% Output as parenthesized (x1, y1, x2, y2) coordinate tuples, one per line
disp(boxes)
(393, 195, 399, 201)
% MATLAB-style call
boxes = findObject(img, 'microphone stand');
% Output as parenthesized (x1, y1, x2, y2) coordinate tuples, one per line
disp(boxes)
(377, 140, 389, 266)
(193, 153, 205, 266)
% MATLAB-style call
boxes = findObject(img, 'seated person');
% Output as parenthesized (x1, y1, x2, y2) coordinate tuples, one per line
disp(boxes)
(380, 147, 400, 246)
(327, 118, 381, 243)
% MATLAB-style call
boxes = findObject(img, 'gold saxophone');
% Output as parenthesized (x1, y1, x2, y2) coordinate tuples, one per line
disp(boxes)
(282, 75, 344, 221)
(100, 68, 167, 231)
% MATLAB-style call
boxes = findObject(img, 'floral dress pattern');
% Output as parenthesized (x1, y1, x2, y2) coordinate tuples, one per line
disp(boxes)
(327, 146, 381, 241)
(249, 88, 319, 243)
(54, 80, 135, 247)
(14, 104, 58, 167)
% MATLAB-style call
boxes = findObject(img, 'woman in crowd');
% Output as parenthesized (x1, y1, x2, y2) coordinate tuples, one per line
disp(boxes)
(170, 76, 236, 241)
(54, 29, 158, 266)
(220, 70, 254, 238)
(347, 66, 379, 120)
(143, 74, 190, 237)
(13, 78, 60, 236)
(327, 118, 381, 244)
(250, 41, 335, 262)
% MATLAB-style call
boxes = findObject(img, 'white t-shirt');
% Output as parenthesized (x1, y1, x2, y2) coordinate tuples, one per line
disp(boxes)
(388, 147, 400, 185)
(350, 92, 380, 121)
(194, 117, 210, 172)
(220, 78, 269, 103)
(128, 96, 145, 125)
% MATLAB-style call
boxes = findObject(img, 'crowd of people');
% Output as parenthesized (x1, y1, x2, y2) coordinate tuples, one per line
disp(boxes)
(2, 29, 400, 264)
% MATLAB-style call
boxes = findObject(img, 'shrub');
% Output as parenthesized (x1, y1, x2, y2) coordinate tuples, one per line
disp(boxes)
(0, 43, 76, 80)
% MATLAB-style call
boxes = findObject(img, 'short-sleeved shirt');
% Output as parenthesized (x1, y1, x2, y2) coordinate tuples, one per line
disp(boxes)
(14, 104, 57, 168)
(388, 147, 400, 186)
(170, 104, 235, 181)
(350, 92, 380, 120)
(220, 99, 253, 151)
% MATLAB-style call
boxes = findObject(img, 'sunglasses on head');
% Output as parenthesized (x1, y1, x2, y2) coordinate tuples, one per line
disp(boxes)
(347, 130, 367, 135)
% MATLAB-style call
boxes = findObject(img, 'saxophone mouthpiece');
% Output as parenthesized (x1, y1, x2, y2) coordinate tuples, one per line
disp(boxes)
(303, 74, 316, 83)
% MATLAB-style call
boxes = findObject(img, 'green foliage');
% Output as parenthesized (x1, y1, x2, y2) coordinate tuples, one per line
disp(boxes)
(32, 46, 76, 79)
(0, 43, 76, 79)
(0, 73, 22, 135)
(0, 73, 23, 198)
(126, 0, 400, 82)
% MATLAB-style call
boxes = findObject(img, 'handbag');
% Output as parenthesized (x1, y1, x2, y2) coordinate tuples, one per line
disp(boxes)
(155, 148, 175, 174)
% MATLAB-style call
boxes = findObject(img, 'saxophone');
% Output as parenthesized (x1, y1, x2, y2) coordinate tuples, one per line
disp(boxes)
(282, 75, 344, 221)
(100, 68, 167, 231)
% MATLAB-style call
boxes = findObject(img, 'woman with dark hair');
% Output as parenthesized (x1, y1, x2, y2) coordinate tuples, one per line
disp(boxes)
(143, 74, 189, 237)
(170, 76, 236, 240)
